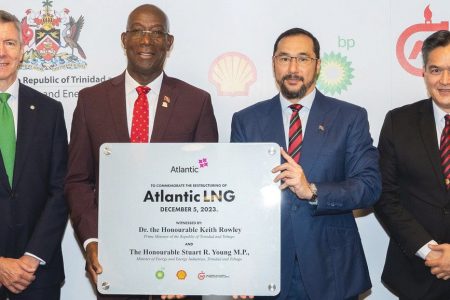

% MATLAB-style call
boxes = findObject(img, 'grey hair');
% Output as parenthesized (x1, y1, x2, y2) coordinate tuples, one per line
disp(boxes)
(0, 10, 23, 45)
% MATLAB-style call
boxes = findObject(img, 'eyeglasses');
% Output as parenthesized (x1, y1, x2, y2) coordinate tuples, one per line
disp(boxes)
(273, 55, 319, 66)
(126, 29, 168, 40)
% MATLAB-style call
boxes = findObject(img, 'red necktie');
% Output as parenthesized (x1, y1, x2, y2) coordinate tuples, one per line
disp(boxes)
(440, 114, 450, 189)
(130, 86, 150, 143)
(288, 104, 303, 162)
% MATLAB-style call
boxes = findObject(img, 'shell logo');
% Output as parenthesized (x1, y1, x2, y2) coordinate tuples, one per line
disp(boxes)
(176, 270, 187, 280)
(209, 52, 257, 96)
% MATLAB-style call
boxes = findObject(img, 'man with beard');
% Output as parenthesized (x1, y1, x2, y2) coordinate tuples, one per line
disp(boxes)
(230, 28, 380, 300)
(65, 4, 217, 300)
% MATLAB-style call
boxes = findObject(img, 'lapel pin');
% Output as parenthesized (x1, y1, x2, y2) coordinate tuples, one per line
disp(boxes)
(162, 95, 170, 108)
(30, 105, 35, 110)
(318, 124, 325, 132)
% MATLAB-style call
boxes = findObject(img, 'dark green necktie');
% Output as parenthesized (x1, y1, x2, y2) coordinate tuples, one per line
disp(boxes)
(0, 93, 16, 187)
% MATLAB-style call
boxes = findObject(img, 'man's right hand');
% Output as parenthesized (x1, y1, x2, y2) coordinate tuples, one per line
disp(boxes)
(85, 242, 103, 284)
(0, 257, 36, 294)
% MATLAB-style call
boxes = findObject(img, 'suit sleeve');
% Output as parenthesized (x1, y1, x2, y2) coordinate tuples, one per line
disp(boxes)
(65, 94, 98, 245)
(374, 111, 433, 257)
(25, 102, 69, 262)
(315, 108, 381, 213)
(193, 93, 218, 142)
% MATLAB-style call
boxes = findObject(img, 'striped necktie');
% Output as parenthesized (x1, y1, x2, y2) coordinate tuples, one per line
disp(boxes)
(288, 104, 303, 162)
(0, 93, 16, 187)
(440, 114, 450, 189)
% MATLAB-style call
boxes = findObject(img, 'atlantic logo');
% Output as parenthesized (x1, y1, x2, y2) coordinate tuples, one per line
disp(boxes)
(20, 0, 87, 71)
(170, 158, 209, 173)
(209, 52, 257, 96)
(396, 5, 449, 76)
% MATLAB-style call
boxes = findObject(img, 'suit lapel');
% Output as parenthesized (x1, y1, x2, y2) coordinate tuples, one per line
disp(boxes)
(108, 73, 129, 142)
(151, 73, 176, 141)
(418, 99, 446, 190)
(260, 96, 286, 149)
(300, 91, 336, 174)
(0, 149, 10, 191)
(13, 84, 38, 188)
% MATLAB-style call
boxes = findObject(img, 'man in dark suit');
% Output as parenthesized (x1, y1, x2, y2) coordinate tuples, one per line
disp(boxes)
(231, 28, 380, 300)
(65, 4, 217, 300)
(374, 30, 450, 300)
(0, 10, 68, 300)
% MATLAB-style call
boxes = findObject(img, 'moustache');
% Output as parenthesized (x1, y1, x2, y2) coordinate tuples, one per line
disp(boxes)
(282, 74, 304, 82)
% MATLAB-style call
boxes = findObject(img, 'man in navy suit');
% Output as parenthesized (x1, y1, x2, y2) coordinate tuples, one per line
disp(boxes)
(231, 28, 381, 300)
(0, 10, 68, 300)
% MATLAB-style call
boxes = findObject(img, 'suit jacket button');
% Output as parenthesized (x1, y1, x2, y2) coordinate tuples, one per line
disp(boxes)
(444, 208, 450, 215)
(291, 205, 297, 211)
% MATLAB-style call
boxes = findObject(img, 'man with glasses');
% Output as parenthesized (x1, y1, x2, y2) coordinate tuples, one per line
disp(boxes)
(231, 28, 380, 300)
(375, 30, 450, 300)
(65, 4, 217, 300)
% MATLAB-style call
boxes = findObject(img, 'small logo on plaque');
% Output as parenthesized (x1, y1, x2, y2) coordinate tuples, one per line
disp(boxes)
(155, 270, 164, 280)
(198, 271, 206, 280)
(176, 270, 187, 280)
(198, 158, 208, 168)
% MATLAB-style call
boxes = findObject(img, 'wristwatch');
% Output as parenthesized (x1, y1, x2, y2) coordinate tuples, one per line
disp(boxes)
(308, 183, 318, 205)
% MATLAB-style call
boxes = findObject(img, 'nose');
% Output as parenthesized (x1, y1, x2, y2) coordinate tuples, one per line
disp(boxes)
(288, 57, 300, 73)
(139, 33, 155, 46)
(441, 69, 450, 85)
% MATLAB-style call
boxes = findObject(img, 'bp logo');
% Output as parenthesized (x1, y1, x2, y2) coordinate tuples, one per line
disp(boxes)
(155, 270, 164, 280)
(20, 0, 87, 71)
(317, 52, 354, 96)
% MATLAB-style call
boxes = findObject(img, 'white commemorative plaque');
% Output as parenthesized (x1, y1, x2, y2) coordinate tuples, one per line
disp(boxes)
(97, 143, 280, 296)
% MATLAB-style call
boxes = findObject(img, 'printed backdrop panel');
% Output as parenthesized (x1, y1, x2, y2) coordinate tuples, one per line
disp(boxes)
(3, 0, 449, 299)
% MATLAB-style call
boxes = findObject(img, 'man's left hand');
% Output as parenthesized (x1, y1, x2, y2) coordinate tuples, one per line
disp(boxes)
(272, 148, 313, 200)
(425, 243, 450, 280)
(19, 256, 39, 273)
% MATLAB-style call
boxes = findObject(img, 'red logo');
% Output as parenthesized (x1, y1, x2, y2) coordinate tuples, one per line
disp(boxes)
(396, 5, 448, 76)
(198, 272, 205, 280)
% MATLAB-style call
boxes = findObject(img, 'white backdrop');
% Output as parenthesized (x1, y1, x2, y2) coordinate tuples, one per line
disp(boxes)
(4, 0, 450, 299)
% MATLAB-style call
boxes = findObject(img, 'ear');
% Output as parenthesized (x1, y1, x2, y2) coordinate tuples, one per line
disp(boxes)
(121, 32, 127, 49)
(19, 43, 25, 63)
(166, 34, 174, 51)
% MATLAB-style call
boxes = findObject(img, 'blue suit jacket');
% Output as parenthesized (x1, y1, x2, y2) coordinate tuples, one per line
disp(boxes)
(0, 83, 68, 289)
(231, 90, 381, 300)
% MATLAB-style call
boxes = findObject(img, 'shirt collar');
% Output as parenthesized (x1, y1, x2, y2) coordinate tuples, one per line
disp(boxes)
(432, 100, 448, 124)
(1, 78, 19, 100)
(125, 70, 163, 95)
(280, 88, 316, 111)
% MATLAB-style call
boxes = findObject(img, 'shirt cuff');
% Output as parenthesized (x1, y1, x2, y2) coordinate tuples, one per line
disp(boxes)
(24, 252, 46, 265)
(83, 238, 99, 251)
(416, 240, 438, 260)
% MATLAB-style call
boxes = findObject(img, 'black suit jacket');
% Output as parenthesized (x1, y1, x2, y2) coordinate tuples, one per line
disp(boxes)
(0, 83, 68, 288)
(375, 99, 450, 299)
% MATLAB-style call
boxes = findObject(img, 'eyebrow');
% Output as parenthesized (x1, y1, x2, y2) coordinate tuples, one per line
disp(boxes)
(275, 51, 311, 56)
